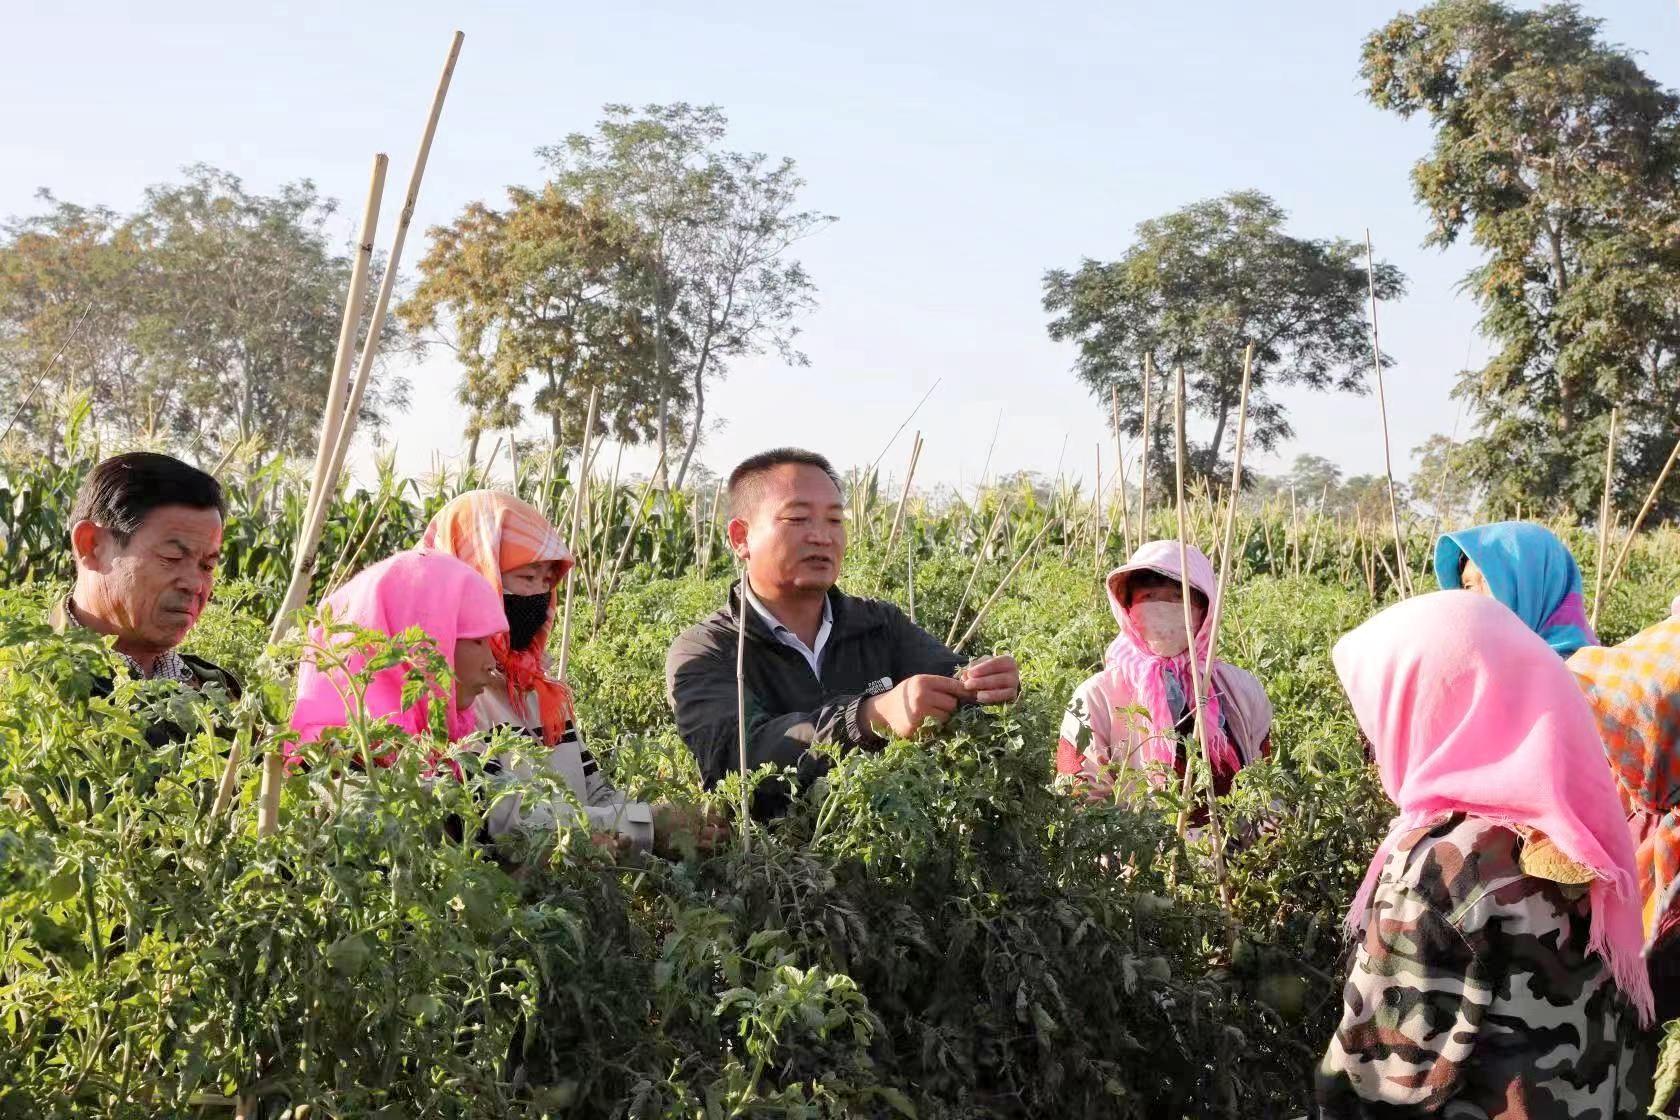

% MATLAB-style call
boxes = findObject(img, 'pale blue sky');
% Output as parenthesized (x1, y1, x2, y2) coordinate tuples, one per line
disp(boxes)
(5, 1, 1677, 489)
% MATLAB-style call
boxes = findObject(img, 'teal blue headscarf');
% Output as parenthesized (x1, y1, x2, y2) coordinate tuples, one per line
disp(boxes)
(1433, 521, 1600, 657)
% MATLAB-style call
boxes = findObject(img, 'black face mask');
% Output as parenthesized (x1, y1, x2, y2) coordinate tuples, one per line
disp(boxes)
(502, 591, 552, 653)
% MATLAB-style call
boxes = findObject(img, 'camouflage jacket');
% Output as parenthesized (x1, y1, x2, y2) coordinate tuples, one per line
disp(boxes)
(1315, 813, 1652, 1119)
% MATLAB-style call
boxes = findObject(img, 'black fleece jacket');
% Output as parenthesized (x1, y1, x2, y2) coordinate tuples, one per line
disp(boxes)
(664, 582, 962, 818)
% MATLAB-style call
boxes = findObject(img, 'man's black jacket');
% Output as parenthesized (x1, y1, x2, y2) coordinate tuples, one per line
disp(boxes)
(49, 596, 242, 749)
(665, 583, 962, 818)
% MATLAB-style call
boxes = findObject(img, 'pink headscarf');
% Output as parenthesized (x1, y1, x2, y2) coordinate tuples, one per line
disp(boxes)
(1103, 540, 1243, 774)
(289, 549, 508, 750)
(1335, 590, 1653, 1022)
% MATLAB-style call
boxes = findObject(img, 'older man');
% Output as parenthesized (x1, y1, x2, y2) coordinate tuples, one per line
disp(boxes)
(666, 447, 1020, 817)
(52, 453, 239, 728)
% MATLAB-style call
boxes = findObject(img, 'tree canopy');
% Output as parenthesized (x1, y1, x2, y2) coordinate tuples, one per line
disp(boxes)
(0, 165, 409, 463)
(540, 103, 833, 486)
(1042, 191, 1404, 480)
(399, 188, 659, 461)
(1363, 0, 1680, 519)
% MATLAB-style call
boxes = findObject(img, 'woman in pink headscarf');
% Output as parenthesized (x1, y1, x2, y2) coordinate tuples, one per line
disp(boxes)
(1317, 591, 1651, 1115)
(288, 549, 508, 764)
(1056, 540, 1272, 817)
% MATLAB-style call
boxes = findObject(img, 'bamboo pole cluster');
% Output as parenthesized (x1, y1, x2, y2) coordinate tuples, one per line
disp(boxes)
(269, 32, 465, 644)
(256, 32, 467, 848)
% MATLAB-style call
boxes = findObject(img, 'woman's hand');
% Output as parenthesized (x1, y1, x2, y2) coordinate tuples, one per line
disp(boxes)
(589, 830, 632, 859)
(652, 802, 732, 859)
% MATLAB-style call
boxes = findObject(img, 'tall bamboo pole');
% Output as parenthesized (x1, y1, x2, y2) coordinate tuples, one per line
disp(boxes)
(952, 520, 1054, 654)
(1092, 442, 1104, 574)
(1600, 420, 1680, 608)
(1365, 230, 1410, 598)
(258, 753, 283, 838)
(884, 433, 924, 556)
(735, 571, 753, 853)
(1112, 386, 1132, 557)
(310, 30, 464, 536)
(1203, 344, 1253, 682)
(557, 387, 600, 678)
(1171, 365, 1233, 914)
(946, 495, 1012, 646)
(1591, 408, 1619, 629)
(269, 154, 388, 642)
(906, 531, 917, 625)
(703, 482, 724, 570)
(1137, 355, 1154, 546)
(594, 449, 669, 626)
(302, 156, 386, 526)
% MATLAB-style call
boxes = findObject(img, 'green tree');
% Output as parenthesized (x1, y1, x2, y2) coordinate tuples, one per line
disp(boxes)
(1286, 454, 1344, 510)
(0, 166, 410, 462)
(128, 166, 410, 459)
(540, 104, 834, 486)
(1340, 473, 1411, 524)
(399, 187, 659, 462)
(1042, 191, 1404, 480)
(1411, 433, 1481, 527)
(0, 196, 146, 453)
(1362, 0, 1680, 519)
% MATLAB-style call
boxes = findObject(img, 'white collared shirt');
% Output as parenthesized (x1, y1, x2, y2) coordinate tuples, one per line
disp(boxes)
(743, 580, 833, 676)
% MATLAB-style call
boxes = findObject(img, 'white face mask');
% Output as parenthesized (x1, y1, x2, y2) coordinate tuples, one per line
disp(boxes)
(1128, 599, 1194, 658)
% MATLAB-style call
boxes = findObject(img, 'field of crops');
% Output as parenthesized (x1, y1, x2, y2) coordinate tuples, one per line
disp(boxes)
(8, 447, 1680, 1118)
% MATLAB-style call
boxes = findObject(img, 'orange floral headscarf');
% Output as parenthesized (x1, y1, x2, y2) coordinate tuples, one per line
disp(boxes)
(421, 489, 577, 745)
(1570, 617, 1680, 946)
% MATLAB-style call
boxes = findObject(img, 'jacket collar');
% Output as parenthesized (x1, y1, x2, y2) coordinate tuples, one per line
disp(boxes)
(725, 582, 874, 643)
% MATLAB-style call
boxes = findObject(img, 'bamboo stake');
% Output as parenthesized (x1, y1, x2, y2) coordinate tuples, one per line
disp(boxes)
(884, 432, 924, 555)
(326, 488, 395, 592)
(311, 30, 464, 536)
(1600, 425, 1680, 608)
(1365, 230, 1410, 598)
(946, 495, 1012, 646)
(735, 571, 753, 853)
(0, 300, 94, 447)
(1373, 544, 1402, 596)
(594, 450, 668, 627)
(1137, 355, 1154, 546)
(906, 531, 917, 625)
(1591, 408, 1619, 629)
(556, 388, 599, 678)
(1307, 484, 1330, 574)
(1112, 386, 1132, 557)
(257, 752, 283, 838)
(977, 410, 1003, 499)
(210, 741, 242, 820)
(870, 380, 942, 471)
(703, 483, 724, 570)
(1203, 345, 1253, 683)
(1289, 485, 1300, 578)
(1170, 365, 1233, 912)
(299, 149, 391, 534)
(952, 519, 1053, 653)
(269, 154, 388, 642)
(1092, 442, 1104, 574)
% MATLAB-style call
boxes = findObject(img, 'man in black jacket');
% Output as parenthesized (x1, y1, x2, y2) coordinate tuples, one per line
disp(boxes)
(666, 448, 1019, 817)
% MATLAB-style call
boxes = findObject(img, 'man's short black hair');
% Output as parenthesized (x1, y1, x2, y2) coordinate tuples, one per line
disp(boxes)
(728, 448, 843, 519)
(70, 452, 226, 545)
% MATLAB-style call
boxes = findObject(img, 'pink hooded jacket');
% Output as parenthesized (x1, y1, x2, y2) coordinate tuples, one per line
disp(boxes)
(1057, 540, 1273, 802)
(288, 549, 508, 760)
